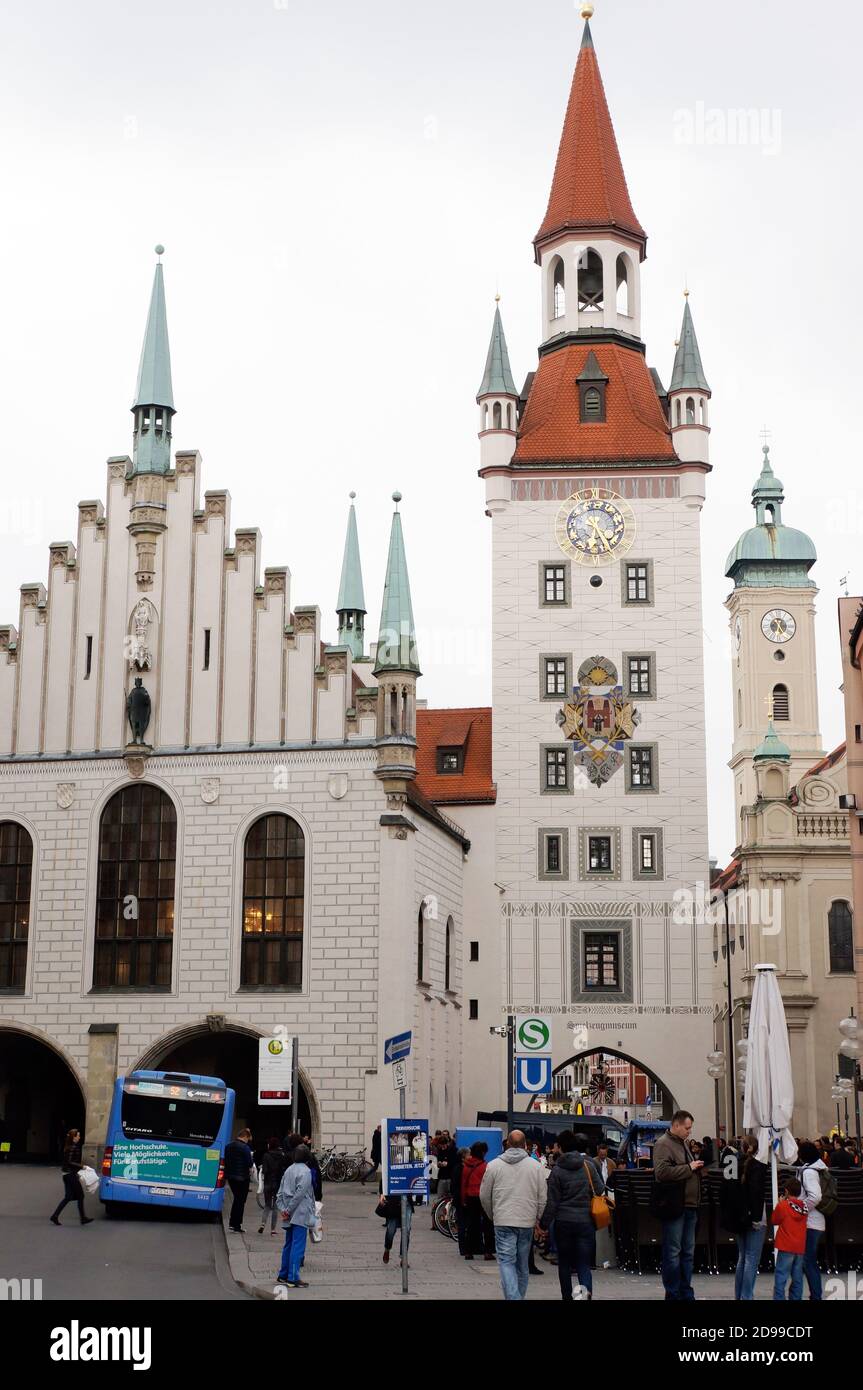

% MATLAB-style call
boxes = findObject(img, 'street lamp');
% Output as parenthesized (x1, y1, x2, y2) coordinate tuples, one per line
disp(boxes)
(706, 1050, 726, 1149)
(836, 1011, 861, 1148)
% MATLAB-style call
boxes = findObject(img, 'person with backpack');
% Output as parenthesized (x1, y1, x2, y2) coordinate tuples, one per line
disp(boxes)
(723, 1137, 768, 1300)
(798, 1140, 836, 1300)
(258, 1137, 288, 1235)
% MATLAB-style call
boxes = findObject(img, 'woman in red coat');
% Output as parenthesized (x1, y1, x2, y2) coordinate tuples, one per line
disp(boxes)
(461, 1142, 495, 1260)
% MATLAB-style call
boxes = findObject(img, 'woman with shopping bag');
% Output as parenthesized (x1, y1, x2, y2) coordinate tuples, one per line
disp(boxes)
(49, 1129, 94, 1226)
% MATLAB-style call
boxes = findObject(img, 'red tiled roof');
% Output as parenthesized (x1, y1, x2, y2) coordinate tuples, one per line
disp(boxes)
(415, 707, 496, 806)
(512, 342, 675, 464)
(535, 30, 645, 256)
(712, 858, 741, 893)
(801, 742, 846, 779)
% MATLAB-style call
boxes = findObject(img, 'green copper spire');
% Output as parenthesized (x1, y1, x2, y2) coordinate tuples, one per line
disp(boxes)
(336, 492, 366, 659)
(753, 720, 791, 763)
(373, 492, 421, 676)
(670, 297, 710, 394)
(131, 247, 175, 476)
(725, 444, 816, 588)
(477, 301, 518, 400)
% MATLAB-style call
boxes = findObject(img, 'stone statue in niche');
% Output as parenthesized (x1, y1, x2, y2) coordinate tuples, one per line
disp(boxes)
(126, 598, 153, 670)
(127, 677, 151, 745)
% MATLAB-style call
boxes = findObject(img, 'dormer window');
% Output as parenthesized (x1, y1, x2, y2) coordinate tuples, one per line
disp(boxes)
(437, 747, 463, 774)
(577, 351, 608, 423)
(583, 387, 602, 419)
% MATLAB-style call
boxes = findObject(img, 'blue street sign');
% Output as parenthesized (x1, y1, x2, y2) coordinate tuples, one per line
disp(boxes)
(514, 1055, 553, 1095)
(384, 1030, 412, 1065)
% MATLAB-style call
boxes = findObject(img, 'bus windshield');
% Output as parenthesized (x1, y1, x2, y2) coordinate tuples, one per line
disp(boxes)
(121, 1079, 226, 1146)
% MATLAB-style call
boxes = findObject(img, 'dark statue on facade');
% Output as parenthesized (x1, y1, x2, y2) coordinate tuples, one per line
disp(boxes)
(127, 677, 151, 745)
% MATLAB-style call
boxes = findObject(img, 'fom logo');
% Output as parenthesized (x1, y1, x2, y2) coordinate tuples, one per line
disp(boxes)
(0, 1277, 43, 1300)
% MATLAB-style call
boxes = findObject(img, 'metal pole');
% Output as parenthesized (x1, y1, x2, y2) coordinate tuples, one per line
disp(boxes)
(399, 1083, 408, 1295)
(845, 1097, 850, 1138)
(725, 898, 737, 1138)
(290, 1036, 299, 1135)
(507, 1015, 514, 1128)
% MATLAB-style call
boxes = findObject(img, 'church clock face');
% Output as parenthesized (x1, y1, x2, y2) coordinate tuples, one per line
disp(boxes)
(555, 488, 635, 566)
(761, 608, 796, 643)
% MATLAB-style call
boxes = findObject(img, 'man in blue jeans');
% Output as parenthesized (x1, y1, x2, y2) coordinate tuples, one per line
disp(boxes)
(479, 1130, 548, 1300)
(653, 1110, 704, 1301)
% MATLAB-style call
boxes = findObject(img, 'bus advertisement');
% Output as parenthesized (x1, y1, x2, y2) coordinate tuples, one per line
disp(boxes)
(100, 1070, 236, 1215)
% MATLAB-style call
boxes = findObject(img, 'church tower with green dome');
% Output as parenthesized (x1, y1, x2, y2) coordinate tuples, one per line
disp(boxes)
(725, 445, 824, 830)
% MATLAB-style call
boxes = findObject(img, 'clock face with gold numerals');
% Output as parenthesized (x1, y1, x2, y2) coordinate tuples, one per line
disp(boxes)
(555, 488, 636, 566)
(761, 608, 796, 643)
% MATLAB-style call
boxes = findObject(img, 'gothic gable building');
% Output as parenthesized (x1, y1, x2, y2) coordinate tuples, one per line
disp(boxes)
(0, 256, 466, 1161)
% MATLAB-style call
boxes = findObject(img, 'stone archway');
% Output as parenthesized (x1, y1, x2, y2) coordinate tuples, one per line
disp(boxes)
(134, 1023, 319, 1146)
(544, 1046, 678, 1121)
(0, 1025, 86, 1162)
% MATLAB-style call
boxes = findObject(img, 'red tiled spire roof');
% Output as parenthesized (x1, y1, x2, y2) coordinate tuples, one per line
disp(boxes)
(512, 341, 675, 464)
(535, 22, 646, 260)
(415, 708, 496, 806)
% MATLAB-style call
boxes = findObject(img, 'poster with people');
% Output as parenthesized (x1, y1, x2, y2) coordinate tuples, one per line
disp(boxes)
(381, 1117, 430, 1199)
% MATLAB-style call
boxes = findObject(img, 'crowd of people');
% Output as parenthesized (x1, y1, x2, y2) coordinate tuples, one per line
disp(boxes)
(44, 1114, 862, 1298)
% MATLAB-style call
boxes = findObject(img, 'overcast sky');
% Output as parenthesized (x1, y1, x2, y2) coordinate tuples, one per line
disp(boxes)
(0, 0, 860, 865)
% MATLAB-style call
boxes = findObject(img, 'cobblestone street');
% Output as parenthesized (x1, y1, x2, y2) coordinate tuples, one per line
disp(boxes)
(224, 1182, 772, 1301)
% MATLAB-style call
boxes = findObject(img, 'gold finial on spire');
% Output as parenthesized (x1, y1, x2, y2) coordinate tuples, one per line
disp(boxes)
(581, 2, 595, 18)
(495, 293, 501, 303)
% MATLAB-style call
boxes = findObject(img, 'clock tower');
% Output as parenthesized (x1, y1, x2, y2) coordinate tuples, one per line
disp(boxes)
(476, 10, 714, 1121)
(725, 445, 822, 831)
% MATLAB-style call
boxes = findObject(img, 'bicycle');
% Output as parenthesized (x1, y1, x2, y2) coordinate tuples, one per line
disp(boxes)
(319, 1145, 349, 1183)
(431, 1193, 459, 1240)
(344, 1149, 374, 1182)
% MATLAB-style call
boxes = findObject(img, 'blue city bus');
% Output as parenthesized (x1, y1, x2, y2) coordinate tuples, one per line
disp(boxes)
(100, 1070, 236, 1216)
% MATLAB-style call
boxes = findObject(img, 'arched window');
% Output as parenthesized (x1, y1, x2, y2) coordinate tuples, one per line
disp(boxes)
(828, 900, 854, 974)
(95, 784, 176, 989)
(506, 402, 513, 429)
(615, 253, 630, 316)
(772, 684, 790, 720)
(492, 401, 502, 429)
(417, 904, 425, 982)
(0, 821, 32, 991)
(675, 399, 681, 426)
(445, 915, 453, 991)
(583, 387, 602, 420)
(686, 396, 696, 424)
(552, 257, 565, 319)
(700, 397, 708, 425)
(577, 248, 604, 313)
(482, 402, 488, 431)
(737, 688, 742, 727)
(241, 814, 305, 989)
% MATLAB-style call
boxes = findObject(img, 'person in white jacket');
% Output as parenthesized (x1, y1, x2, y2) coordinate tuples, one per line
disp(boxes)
(480, 1131, 548, 1301)
(797, 1140, 827, 1300)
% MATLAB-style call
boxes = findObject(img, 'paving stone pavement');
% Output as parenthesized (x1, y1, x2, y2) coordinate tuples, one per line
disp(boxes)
(224, 1182, 773, 1301)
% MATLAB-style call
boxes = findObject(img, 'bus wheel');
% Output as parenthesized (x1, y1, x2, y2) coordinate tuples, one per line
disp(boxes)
(103, 1202, 118, 1219)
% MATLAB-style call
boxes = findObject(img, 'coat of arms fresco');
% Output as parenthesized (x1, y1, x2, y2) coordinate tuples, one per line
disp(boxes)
(556, 656, 640, 786)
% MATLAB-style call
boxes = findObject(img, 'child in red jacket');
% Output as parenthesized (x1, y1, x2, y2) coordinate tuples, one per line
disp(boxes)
(770, 1177, 808, 1301)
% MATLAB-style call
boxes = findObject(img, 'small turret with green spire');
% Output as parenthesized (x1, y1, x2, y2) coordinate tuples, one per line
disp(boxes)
(131, 246, 175, 477)
(477, 301, 518, 401)
(670, 297, 710, 394)
(336, 492, 366, 659)
(374, 493, 421, 678)
(753, 719, 791, 764)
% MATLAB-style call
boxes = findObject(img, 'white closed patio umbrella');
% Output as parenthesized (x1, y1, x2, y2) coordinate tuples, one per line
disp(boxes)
(743, 963, 799, 1217)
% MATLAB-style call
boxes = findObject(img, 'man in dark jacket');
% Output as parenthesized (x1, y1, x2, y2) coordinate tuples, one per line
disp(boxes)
(224, 1127, 254, 1233)
(538, 1131, 604, 1300)
(652, 1110, 704, 1301)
